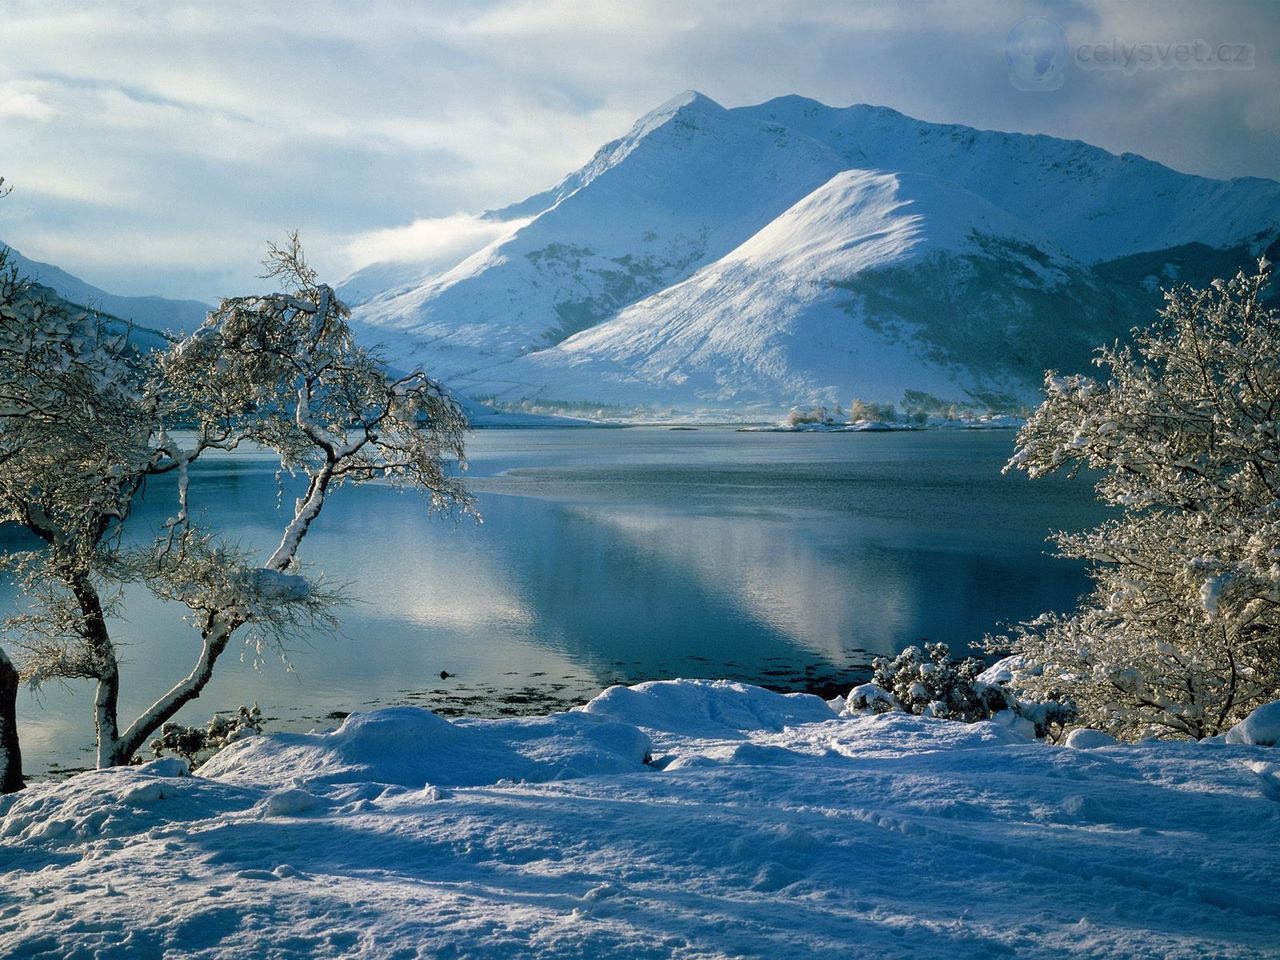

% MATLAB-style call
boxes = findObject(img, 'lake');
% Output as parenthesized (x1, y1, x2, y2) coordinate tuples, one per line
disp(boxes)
(3, 426, 1105, 776)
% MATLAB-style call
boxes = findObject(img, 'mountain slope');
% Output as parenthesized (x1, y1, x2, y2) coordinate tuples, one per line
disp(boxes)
(473, 170, 1137, 414)
(351, 92, 849, 377)
(2, 245, 211, 334)
(349, 92, 1280, 417)
(738, 96, 1280, 265)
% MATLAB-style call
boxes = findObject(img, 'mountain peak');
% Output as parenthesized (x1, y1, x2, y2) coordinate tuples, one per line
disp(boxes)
(749, 93, 830, 114)
(491, 91, 733, 220)
(628, 89, 727, 137)
(352, 93, 1280, 418)
(744, 95, 905, 124)
(658, 89, 721, 111)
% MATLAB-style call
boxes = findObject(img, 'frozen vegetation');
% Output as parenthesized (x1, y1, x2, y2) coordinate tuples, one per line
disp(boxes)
(2, 679, 1278, 958)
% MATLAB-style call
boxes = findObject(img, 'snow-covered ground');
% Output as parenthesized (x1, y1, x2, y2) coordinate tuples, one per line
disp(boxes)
(2, 680, 1277, 958)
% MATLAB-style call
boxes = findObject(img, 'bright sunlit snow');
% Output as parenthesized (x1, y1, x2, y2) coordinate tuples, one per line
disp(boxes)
(3, 680, 1277, 959)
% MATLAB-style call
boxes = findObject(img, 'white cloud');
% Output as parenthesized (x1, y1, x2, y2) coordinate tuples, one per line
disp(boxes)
(0, 81, 60, 121)
(344, 213, 530, 270)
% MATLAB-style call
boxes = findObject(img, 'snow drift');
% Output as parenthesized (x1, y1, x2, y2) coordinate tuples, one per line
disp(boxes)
(2, 680, 1278, 959)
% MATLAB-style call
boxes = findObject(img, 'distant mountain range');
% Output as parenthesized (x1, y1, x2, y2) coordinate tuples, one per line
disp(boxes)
(6, 93, 1277, 421)
(344, 91, 1280, 419)
(1, 245, 210, 336)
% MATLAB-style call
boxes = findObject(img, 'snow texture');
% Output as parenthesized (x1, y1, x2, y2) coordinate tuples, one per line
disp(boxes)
(1226, 700, 1280, 747)
(2, 679, 1277, 959)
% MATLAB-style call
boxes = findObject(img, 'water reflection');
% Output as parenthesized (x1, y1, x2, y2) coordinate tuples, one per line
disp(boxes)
(3, 428, 1103, 775)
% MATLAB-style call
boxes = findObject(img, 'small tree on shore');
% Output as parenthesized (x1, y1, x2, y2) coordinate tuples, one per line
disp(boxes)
(0, 235, 471, 777)
(995, 262, 1280, 740)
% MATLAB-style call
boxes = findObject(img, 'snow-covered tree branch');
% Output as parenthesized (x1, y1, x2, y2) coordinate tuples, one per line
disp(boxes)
(993, 261, 1280, 740)
(0, 236, 472, 776)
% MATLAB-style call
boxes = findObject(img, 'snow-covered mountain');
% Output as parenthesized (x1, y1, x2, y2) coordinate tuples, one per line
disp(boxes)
(1, 244, 210, 335)
(347, 92, 1280, 418)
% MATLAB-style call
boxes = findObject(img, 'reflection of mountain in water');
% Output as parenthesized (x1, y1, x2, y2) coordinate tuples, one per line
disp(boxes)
(478, 494, 843, 682)
(479, 487, 1091, 673)
(6, 429, 1103, 774)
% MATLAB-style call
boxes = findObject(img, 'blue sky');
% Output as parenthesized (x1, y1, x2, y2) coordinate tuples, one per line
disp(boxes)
(0, 0, 1275, 301)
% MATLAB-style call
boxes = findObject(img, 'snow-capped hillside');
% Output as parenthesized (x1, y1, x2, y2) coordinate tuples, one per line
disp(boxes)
(350, 92, 1280, 417)
(352, 92, 849, 384)
(2, 244, 210, 334)
(739, 96, 1280, 265)
(475, 170, 1128, 413)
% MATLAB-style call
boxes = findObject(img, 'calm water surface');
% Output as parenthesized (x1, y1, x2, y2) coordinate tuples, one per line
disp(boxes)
(4, 427, 1105, 775)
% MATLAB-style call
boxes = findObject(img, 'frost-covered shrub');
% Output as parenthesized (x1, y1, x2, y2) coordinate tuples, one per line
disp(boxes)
(849, 399, 899, 423)
(845, 682, 898, 714)
(995, 263, 1280, 741)
(784, 405, 835, 426)
(149, 704, 264, 767)
(1224, 700, 1280, 746)
(846, 643, 1077, 739)
(1008, 692, 1078, 741)
(870, 643, 1011, 722)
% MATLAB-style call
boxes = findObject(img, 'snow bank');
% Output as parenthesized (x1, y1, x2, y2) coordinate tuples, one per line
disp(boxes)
(1065, 728, 1119, 749)
(0, 758, 255, 847)
(3, 679, 1279, 959)
(578, 678, 836, 739)
(1225, 700, 1280, 747)
(200, 705, 652, 788)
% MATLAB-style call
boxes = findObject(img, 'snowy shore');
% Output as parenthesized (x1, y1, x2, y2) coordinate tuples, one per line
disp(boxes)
(2, 679, 1277, 958)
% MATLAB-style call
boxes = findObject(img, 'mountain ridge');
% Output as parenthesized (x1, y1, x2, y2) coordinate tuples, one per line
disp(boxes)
(345, 91, 1278, 417)
(1, 244, 211, 335)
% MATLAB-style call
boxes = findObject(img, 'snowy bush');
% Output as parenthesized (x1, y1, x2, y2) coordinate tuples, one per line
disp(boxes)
(784, 405, 836, 426)
(994, 262, 1280, 741)
(867, 643, 1012, 721)
(846, 643, 1076, 739)
(1224, 700, 1280, 746)
(149, 704, 264, 767)
(848, 398, 898, 423)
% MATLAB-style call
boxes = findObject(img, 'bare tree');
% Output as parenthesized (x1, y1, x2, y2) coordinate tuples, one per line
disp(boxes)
(0, 236, 472, 775)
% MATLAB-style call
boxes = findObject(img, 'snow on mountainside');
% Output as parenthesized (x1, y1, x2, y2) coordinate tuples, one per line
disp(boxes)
(349, 92, 1280, 417)
(739, 96, 1280, 265)
(351, 92, 849, 383)
(2, 244, 211, 334)
(478, 170, 1134, 414)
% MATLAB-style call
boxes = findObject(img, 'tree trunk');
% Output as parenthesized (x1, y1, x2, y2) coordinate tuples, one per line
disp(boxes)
(107, 625, 234, 766)
(0, 647, 24, 793)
